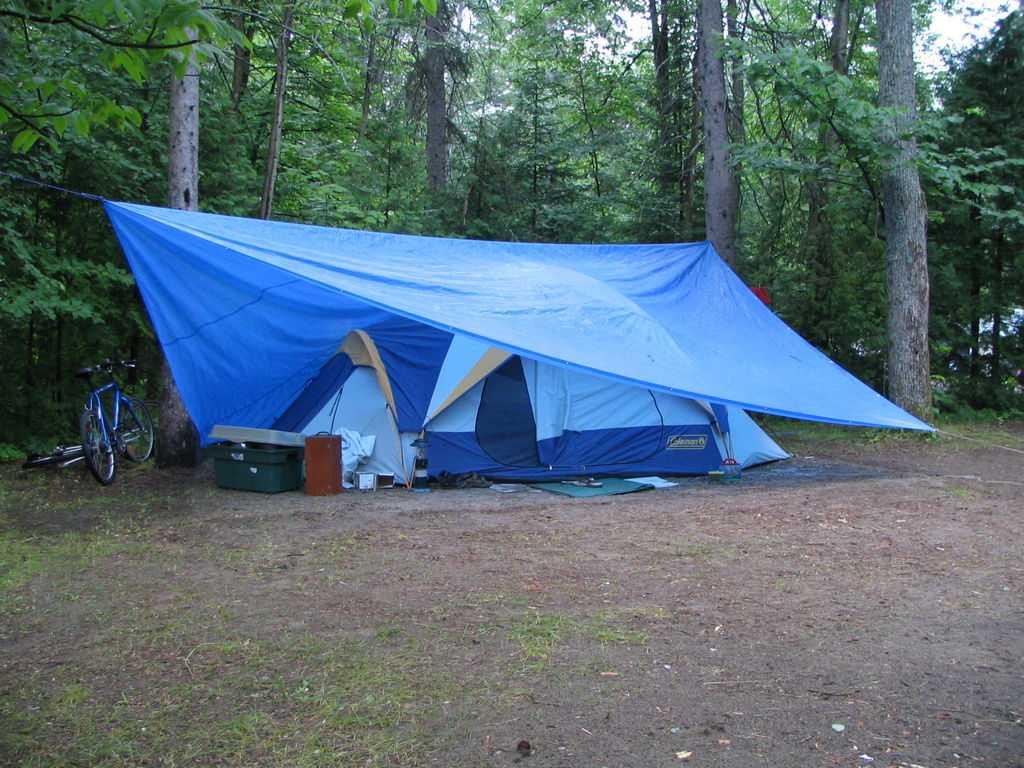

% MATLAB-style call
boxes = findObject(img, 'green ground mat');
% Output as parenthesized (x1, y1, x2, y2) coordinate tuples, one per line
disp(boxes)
(530, 478, 654, 498)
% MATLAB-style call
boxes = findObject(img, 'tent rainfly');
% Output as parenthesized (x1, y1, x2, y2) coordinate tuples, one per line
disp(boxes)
(104, 202, 932, 483)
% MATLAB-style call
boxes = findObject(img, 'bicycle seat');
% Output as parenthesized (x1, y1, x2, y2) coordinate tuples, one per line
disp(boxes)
(75, 367, 94, 380)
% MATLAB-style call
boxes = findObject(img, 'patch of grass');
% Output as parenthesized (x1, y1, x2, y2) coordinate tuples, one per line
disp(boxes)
(586, 623, 649, 645)
(581, 610, 651, 645)
(761, 413, 1024, 453)
(508, 612, 571, 665)
(758, 416, 911, 447)
(205, 529, 371, 577)
(0, 512, 149, 611)
(933, 417, 1024, 450)
(375, 624, 403, 641)
(659, 539, 735, 564)
(506, 609, 649, 670)
(773, 575, 798, 593)
(947, 484, 976, 500)
(622, 604, 670, 621)
(322, 533, 368, 563)
(2, 631, 451, 768)
(674, 542, 714, 559)
(214, 539, 281, 573)
(0, 443, 27, 462)
(1, 682, 142, 766)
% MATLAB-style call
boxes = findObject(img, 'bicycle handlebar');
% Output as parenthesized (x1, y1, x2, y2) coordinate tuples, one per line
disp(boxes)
(77, 359, 137, 378)
(98, 359, 136, 370)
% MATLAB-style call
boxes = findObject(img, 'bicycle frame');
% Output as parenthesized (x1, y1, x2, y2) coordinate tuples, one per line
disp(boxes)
(85, 380, 124, 452)
(75, 360, 154, 484)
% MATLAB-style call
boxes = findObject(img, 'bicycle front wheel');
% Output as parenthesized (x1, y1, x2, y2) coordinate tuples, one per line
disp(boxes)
(80, 408, 116, 485)
(119, 396, 155, 463)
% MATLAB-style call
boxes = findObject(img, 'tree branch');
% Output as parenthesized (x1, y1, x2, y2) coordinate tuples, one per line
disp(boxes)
(201, 5, 345, 77)
(0, 9, 200, 49)
(0, 98, 48, 134)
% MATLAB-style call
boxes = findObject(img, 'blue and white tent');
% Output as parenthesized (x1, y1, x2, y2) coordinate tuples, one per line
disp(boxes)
(104, 201, 931, 483)
(268, 320, 788, 480)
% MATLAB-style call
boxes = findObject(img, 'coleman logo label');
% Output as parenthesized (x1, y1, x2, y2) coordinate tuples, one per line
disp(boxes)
(667, 434, 707, 450)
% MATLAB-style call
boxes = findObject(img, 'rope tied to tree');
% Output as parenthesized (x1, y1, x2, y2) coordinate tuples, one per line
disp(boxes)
(936, 428, 1024, 456)
(0, 170, 104, 202)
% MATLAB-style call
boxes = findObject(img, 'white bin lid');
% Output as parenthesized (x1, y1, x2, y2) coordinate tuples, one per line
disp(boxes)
(209, 424, 306, 447)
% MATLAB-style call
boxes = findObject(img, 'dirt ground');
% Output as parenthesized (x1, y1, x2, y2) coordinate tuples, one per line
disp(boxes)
(1, 423, 1023, 767)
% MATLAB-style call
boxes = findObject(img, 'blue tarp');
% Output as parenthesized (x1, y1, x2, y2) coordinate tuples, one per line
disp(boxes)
(103, 201, 932, 443)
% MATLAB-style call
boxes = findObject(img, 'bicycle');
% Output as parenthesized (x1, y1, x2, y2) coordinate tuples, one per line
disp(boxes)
(21, 443, 86, 471)
(76, 360, 156, 484)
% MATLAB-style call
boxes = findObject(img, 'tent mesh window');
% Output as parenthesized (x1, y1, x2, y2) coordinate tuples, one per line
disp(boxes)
(475, 357, 541, 468)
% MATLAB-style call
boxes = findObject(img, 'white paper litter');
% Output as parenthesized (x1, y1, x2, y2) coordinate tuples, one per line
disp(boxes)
(489, 483, 530, 493)
(627, 476, 679, 489)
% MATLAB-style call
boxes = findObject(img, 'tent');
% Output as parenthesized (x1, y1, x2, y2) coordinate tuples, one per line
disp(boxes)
(103, 201, 932, 483)
(267, 320, 788, 480)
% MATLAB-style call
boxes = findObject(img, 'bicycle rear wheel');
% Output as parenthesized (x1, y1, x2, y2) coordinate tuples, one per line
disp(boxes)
(119, 396, 155, 463)
(80, 408, 116, 485)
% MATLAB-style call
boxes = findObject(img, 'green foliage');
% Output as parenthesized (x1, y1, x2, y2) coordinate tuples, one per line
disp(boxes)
(734, 3, 895, 387)
(926, 10, 1024, 411)
(1, 0, 1021, 454)
(0, 444, 26, 462)
(0, 0, 236, 149)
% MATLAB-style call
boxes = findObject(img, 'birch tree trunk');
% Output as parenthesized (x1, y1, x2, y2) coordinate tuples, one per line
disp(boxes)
(159, 31, 200, 467)
(699, 0, 739, 266)
(424, 0, 448, 190)
(876, 0, 932, 419)
(259, 3, 294, 220)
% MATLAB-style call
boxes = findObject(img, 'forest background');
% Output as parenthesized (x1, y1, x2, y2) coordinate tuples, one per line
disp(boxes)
(1, 0, 1021, 458)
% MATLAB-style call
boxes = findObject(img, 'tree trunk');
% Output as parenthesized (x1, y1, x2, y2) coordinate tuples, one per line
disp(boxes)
(650, 0, 674, 236)
(358, 26, 378, 140)
(725, 0, 744, 145)
(681, 38, 701, 239)
(259, 3, 294, 220)
(54, 209, 64, 406)
(384, 137, 392, 226)
(830, 0, 850, 72)
(25, 315, 34, 436)
(876, 0, 932, 419)
(160, 30, 200, 467)
(230, 13, 251, 110)
(575, 63, 602, 198)
(424, 0, 448, 190)
(968, 257, 980, 382)
(699, 0, 739, 266)
(725, 0, 745, 247)
(990, 228, 1004, 386)
(803, 0, 850, 352)
(531, 79, 539, 236)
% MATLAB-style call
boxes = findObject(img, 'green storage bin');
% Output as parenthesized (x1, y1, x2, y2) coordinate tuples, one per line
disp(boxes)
(208, 443, 302, 493)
